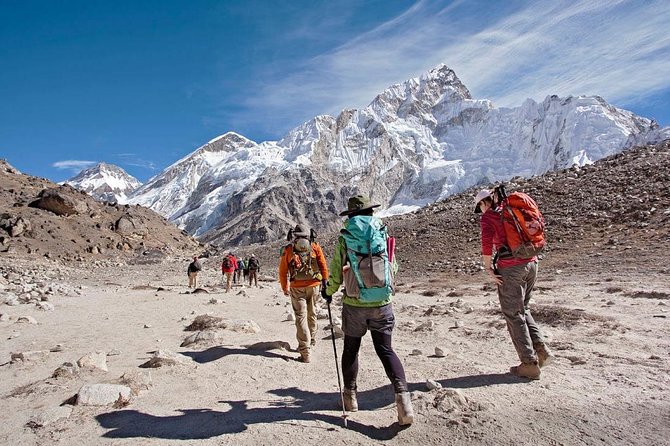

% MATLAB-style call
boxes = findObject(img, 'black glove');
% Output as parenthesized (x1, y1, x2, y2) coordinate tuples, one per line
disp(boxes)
(321, 280, 332, 304)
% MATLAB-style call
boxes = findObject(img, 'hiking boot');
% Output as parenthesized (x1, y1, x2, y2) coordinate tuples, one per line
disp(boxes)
(395, 392, 414, 426)
(510, 361, 541, 380)
(534, 343, 555, 368)
(299, 353, 310, 363)
(343, 388, 358, 412)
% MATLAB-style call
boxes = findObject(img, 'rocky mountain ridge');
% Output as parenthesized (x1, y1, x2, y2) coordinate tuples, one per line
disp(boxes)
(232, 139, 670, 282)
(128, 64, 669, 247)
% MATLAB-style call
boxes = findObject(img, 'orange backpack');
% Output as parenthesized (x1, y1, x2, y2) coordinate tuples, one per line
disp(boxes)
(494, 186, 545, 259)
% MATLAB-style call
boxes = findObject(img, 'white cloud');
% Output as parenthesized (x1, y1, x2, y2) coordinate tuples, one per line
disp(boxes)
(52, 160, 96, 172)
(115, 154, 157, 171)
(239, 0, 670, 135)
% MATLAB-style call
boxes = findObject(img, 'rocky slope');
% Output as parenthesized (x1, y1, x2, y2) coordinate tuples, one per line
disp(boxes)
(0, 160, 201, 263)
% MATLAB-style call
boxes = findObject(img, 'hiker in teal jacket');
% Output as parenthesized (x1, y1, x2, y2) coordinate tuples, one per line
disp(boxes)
(323, 195, 414, 426)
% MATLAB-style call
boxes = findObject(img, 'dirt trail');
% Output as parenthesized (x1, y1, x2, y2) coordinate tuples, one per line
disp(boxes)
(1, 258, 668, 445)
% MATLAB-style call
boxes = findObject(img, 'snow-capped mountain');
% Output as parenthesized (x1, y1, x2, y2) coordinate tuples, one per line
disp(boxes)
(129, 63, 670, 246)
(66, 162, 141, 204)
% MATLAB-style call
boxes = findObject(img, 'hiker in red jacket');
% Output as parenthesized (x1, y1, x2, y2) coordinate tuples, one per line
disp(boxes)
(221, 253, 237, 293)
(475, 188, 555, 380)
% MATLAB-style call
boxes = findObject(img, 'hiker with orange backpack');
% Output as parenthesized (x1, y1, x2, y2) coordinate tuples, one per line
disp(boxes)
(474, 186, 555, 380)
(322, 195, 414, 426)
(278, 225, 329, 363)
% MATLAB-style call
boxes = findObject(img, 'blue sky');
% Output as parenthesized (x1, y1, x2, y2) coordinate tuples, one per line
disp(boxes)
(1, 0, 669, 183)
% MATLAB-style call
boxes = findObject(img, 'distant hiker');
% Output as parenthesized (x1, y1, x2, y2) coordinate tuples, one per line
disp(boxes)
(279, 225, 328, 363)
(248, 254, 260, 288)
(474, 188, 555, 380)
(243, 257, 250, 281)
(322, 195, 414, 426)
(236, 258, 245, 285)
(221, 252, 237, 293)
(187, 256, 202, 288)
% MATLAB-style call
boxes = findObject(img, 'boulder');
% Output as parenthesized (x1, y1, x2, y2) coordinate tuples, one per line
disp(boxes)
(0, 214, 32, 237)
(114, 214, 148, 236)
(28, 188, 87, 216)
(76, 383, 132, 406)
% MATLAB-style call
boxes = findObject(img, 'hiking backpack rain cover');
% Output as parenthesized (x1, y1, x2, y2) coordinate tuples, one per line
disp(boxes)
(341, 215, 394, 302)
(498, 191, 546, 259)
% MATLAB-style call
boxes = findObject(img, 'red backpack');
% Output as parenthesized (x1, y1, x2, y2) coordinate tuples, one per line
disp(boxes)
(494, 185, 545, 259)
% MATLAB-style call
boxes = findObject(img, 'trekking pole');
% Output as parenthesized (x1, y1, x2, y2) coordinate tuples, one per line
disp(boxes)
(326, 300, 348, 428)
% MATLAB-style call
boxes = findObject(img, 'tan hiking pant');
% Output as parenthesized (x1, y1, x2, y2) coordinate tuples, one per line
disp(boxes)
(224, 272, 233, 292)
(290, 285, 320, 355)
(188, 272, 198, 288)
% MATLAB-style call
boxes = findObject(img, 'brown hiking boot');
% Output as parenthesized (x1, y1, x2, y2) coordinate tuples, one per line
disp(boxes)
(299, 353, 310, 363)
(342, 388, 358, 412)
(510, 361, 541, 380)
(534, 343, 555, 368)
(395, 392, 414, 426)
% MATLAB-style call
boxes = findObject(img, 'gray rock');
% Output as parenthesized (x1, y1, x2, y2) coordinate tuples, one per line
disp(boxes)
(76, 383, 132, 406)
(140, 349, 192, 368)
(0, 291, 19, 306)
(426, 379, 442, 390)
(52, 362, 80, 379)
(414, 320, 435, 331)
(118, 370, 153, 395)
(16, 315, 37, 324)
(77, 351, 108, 372)
(36, 302, 55, 311)
(115, 214, 147, 236)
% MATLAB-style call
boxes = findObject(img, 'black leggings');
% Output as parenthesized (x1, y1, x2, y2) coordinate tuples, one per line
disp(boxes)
(342, 331, 408, 394)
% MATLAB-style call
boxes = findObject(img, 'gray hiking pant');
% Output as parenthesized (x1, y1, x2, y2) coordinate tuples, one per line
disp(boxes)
(497, 261, 544, 363)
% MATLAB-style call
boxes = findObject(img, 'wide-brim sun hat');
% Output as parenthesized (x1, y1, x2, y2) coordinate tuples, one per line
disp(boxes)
(473, 189, 492, 213)
(339, 195, 381, 216)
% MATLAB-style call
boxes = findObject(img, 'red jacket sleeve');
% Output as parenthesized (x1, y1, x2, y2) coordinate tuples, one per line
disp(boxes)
(480, 210, 496, 256)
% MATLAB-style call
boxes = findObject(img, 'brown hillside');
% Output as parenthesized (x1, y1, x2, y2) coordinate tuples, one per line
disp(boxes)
(0, 160, 201, 263)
